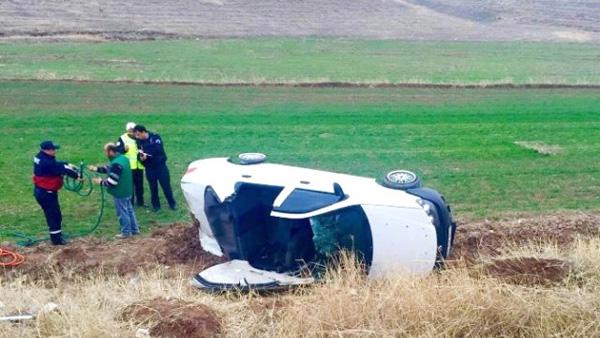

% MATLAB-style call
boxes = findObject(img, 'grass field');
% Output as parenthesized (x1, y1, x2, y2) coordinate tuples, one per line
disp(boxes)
(1, 39, 600, 85)
(1, 79, 599, 241)
(1, 38, 600, 338)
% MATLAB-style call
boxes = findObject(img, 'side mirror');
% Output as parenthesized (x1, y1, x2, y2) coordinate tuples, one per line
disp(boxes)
(333, 183, 344, 197)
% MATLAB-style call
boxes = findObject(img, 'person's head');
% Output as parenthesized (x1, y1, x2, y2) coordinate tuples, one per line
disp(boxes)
(104, 142, 119, 159)
(40, 140, 60, 156)
(133, 124, 149, 140)
(126, 122, 136, 137)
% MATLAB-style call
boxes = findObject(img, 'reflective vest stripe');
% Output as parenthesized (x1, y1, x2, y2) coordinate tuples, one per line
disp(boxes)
(121, 133, 144, 170)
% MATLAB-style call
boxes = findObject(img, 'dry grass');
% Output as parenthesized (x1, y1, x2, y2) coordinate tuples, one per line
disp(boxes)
(515, 141, 564, 155)
(2, 237, 600, 337)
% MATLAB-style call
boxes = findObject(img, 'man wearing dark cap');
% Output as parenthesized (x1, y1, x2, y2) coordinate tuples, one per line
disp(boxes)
(32, 141, 80, 245)
(133, 125, 177, 212)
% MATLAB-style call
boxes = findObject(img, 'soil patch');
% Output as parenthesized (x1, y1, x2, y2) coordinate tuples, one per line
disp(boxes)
(515, 140, 563, 155)
(451, 213, 600, 263)
(117, 297, 221, 338)
(6, 78, 600, 89)
(3, 223, 223, 280)
(478, 257, 571, 286)
(4, 213, 599, 283)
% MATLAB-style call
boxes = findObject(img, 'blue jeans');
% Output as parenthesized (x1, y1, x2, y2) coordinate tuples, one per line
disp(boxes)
(114, 197, 140, 235)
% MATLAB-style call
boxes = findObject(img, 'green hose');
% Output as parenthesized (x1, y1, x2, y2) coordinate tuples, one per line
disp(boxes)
(4, 162, 106, 247)
(63, 162, 106, 239)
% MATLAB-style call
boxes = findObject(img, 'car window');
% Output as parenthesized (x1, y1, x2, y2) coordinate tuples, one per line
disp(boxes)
(310, 205, 373, 271)
(273, 188, 343, 214)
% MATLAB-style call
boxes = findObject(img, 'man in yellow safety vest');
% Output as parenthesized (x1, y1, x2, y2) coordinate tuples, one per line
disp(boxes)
(115, 122, 145, 207)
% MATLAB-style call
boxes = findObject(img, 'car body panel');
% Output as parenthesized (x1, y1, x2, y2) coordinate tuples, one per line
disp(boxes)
(181, 180, 223, 256)
(182, 157, 425, 220)
(193, 260, 314, 291)
(362, 205, 437, 277)
(181, 157, 450, 290)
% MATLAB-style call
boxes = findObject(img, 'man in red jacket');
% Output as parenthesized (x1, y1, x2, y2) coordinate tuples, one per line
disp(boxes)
(32, 141, 80, 245)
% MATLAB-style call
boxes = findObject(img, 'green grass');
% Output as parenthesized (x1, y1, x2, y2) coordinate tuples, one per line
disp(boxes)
(1, 39, 600, 84)
(1, 80, 599, 241)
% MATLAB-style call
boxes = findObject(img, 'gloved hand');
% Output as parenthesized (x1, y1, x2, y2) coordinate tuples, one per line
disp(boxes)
(87, 165, 98, 172)
(92, 177, 103, 185)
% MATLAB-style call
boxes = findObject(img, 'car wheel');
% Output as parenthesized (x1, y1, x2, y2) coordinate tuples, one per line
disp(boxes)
(238, 152, 267, 165)
(382, 170, 421, 190)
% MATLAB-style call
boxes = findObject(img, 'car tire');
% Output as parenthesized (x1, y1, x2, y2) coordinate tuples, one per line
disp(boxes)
(238, 153, 267, 165)
(381, 170, 421, 190)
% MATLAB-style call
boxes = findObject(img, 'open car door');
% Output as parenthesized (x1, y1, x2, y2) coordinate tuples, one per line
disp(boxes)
(192, 260, 314, 291)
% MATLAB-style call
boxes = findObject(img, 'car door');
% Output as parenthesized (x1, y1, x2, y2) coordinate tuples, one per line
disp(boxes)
(192, 260, 314, 291)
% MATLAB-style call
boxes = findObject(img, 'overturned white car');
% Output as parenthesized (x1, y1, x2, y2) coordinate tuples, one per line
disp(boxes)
(181, 153, 455, 291)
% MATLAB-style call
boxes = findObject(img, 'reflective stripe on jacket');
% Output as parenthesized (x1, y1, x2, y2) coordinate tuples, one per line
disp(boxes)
(103, 154, 133, 198)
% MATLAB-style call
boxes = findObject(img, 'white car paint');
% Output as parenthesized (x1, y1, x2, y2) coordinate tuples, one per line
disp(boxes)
(193, 260, 314, 289)
(181, 157, 439, 289)
(362, 205, 437, 277)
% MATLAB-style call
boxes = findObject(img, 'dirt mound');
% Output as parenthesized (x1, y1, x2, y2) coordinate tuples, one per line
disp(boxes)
(4, 213, 598, 284)
(452, 213, 600, 263)
(117, 297, 221, 338)
(477, 257, 571, 286)
(4, 223, 223, 279)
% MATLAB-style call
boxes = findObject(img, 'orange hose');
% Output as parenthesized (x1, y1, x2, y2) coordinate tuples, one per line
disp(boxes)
(0, 247, 25, 267)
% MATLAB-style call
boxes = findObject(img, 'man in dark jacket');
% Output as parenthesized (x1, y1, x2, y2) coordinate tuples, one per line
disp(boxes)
(133, 125, 176, 212)
(32, 140, 80, 245)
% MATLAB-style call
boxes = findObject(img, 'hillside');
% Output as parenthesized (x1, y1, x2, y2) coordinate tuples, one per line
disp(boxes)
(1, 0, 599, 42)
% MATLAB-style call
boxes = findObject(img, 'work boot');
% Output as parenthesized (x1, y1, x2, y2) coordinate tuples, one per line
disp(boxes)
(50, 233, 68, 246)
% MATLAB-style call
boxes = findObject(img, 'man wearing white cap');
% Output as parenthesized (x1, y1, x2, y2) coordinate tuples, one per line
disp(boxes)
(115, 122, 145, 207)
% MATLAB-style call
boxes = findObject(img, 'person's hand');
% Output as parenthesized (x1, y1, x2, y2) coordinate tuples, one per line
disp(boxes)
(92, 177, 103, 185)
(140, 153, 148, 161)
(67, 163, 78, 171)
(87, 165, 98, 172)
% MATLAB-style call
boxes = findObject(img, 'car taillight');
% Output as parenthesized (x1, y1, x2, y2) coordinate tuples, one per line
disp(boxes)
(185, 167, 197, 175)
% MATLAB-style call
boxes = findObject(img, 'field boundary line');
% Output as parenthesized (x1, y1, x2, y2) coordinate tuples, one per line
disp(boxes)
(2, 78, 600, 89)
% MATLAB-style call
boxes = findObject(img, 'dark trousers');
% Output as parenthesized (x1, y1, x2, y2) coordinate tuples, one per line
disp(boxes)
(34, 187, 62, 234)
(145, 164, 176, 209)
(132, 168, 145, 206)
